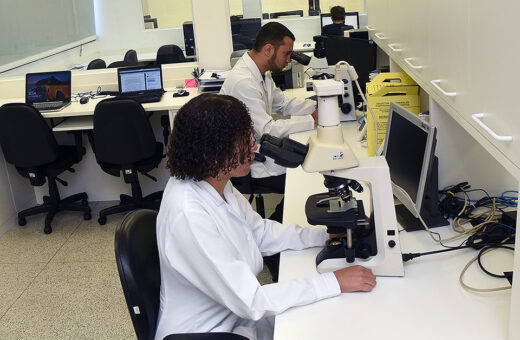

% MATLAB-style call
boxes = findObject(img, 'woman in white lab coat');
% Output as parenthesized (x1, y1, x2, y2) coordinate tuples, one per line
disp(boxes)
(154, 94, 376, 340)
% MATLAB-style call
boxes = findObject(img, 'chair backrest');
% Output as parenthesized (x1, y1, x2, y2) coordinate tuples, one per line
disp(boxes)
(0, 103, 59, 168)
(93, 98, 157, 166)
(230, 49, 248, 67)
(87, 58, 107, 70)
(156, 45, 186, 65)
(124, 49, 138, 65)
(115, 209, 160, 340)
(108, 60, 133, 68)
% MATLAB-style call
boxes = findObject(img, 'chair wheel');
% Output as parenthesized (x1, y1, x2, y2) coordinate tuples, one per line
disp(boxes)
(18, 217, 26, 226)
(44, 225, 52, 234)
(84, 212, 91, 220)
(98, 216, 107, 225)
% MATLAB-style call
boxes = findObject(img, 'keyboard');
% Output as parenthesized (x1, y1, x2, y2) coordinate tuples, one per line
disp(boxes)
(120, 93, 163, 104)
(32, 101, 69, 112)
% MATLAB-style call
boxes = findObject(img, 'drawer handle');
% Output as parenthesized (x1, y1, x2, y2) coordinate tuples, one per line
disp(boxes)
(388, 44, 403, 52)
(430, 79, 457, 97)
(366, 25, 376, 31)
(471, 113, 513, 141)
(374, 33, 388, 40)
(403, 57, 423, 69)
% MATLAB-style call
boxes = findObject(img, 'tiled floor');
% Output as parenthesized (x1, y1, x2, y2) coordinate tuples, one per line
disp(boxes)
(0, 194, 282, 339)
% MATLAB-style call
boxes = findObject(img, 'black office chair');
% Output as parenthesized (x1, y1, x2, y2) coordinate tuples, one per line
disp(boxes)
(107, 60, 133, 68)
(155, 45, 186, 65)
(0, 103, 91, 234)
(230, 173, 274, 219)
(115, 209, 249, 340)
(92, 98, 164, 225)
(87, 58, 107, 70)
(124, 49, 138, 65)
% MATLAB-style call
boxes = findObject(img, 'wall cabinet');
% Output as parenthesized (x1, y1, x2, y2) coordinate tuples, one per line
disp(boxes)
(366, 1, 520, 339)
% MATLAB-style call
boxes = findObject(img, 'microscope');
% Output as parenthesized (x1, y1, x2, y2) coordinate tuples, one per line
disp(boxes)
(260, 79, 404, 277)
(292, 36, 356, 122)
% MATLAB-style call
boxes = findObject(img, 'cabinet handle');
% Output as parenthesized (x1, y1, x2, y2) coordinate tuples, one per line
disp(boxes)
(403, 57, 423, 69)
(471, 113, 513, 141)
(374, 33, 388, 40)
(366, 25, 376, 31)
(388, 44, 403, 52)
(430, 79, 456, 97)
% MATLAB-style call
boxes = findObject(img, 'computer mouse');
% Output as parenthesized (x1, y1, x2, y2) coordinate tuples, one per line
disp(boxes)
(172, 90, 189, 98)
(80, 97, 89, 104)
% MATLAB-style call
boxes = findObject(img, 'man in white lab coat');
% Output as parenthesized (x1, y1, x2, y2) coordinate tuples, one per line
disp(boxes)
(154, 94, 376, 340)
(220, 22, 318, 224)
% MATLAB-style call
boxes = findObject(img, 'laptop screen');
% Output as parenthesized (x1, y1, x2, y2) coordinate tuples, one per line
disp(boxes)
(25, 71, 71, 104)
(118, 66, 163, 94)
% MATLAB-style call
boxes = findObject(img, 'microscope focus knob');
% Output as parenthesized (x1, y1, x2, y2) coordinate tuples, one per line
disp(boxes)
(340, 102, 352, 114)
(388, 240, 396, 248)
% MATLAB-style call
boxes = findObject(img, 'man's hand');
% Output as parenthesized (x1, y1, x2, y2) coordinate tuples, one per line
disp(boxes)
(333, 265, 376, 292)
(311, 109, 319, 125)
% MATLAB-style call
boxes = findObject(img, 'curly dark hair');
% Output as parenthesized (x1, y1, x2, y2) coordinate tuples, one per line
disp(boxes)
(167, 93, 253, 181)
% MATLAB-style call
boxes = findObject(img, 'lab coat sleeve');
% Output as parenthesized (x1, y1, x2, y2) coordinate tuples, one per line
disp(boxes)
(163, 206, 340, 321)
(234, 187, 329, 256)
(230, 78, 315, 139)
(270, 79, 316, 118)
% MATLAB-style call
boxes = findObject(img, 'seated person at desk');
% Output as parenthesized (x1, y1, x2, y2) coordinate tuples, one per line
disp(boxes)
(220, 22, 318, 223)
(154, 94, 376, 340)
(321, 6, 354, 37)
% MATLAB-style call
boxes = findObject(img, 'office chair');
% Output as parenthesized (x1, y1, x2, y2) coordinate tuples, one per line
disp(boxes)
(87, 58, 106, 70)
(230, 49, 248, 68)
(0, 103, 91, 234)
(115, 209, 249, 340)
(92, 98, 164, 225)
(155, 45, 186, 65)
(107, 60, 133, 68)
(230, 173, 274, 219)
(124, 49, 138, 65)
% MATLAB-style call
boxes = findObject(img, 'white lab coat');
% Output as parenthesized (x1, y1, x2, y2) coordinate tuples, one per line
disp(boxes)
(220, 52, 316, 178)
(155, 177, 341, 340)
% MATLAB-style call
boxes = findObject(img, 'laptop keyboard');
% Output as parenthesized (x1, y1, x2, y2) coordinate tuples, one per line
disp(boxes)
(32, 101, 67, 111)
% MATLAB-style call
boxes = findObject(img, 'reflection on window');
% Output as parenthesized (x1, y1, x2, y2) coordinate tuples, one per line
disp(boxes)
(262, 0, 364, 17)
(141, 0, 243, 30)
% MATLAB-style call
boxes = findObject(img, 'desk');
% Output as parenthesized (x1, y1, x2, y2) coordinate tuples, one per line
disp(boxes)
(0, 88, 197, 202)
(0, 87, 197, 131)
(274, 123, 512, 340)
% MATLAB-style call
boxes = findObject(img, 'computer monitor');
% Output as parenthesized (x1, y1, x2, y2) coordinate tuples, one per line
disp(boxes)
(324, 36, 376, 93)
(183, 17, 261, 56)
(230, 18, 261, 50)
(320, 12, 359, 29)
(382, 102, 449, 231)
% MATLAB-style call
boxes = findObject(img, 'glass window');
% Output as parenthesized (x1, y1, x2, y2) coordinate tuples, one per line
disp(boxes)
(142, 0, 244, 30)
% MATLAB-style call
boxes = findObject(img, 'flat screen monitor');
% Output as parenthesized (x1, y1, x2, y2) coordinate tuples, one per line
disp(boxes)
(183, 18, 261, 56)
(382, 102, 448, 231)
(324, 36, 376, 92)
(320, 12, 359, 29)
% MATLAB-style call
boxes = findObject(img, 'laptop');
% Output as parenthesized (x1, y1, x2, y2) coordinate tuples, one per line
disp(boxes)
(117, 65, 165, 103)
(25, 71, 72, 112)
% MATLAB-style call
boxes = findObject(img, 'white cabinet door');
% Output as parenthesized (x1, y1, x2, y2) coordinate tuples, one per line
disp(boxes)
(467, 1, 520, 167)
(398, 0, 430, 80)
(427, 0, 470, 114)
(366, 0, 388, 39)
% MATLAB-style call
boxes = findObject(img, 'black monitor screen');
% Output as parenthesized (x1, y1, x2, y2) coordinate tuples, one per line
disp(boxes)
(385, 111, 428, 203)
(231, 18, 261, 50)
(324, 36, 377, 91)
(183, 18, 261, 56)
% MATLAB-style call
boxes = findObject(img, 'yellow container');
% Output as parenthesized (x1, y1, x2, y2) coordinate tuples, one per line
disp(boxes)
(366, 72, 420, 156)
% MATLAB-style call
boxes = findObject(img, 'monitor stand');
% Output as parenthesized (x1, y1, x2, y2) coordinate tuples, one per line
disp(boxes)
(395, 156, 449, 232)
(394, 204, 449, 232)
